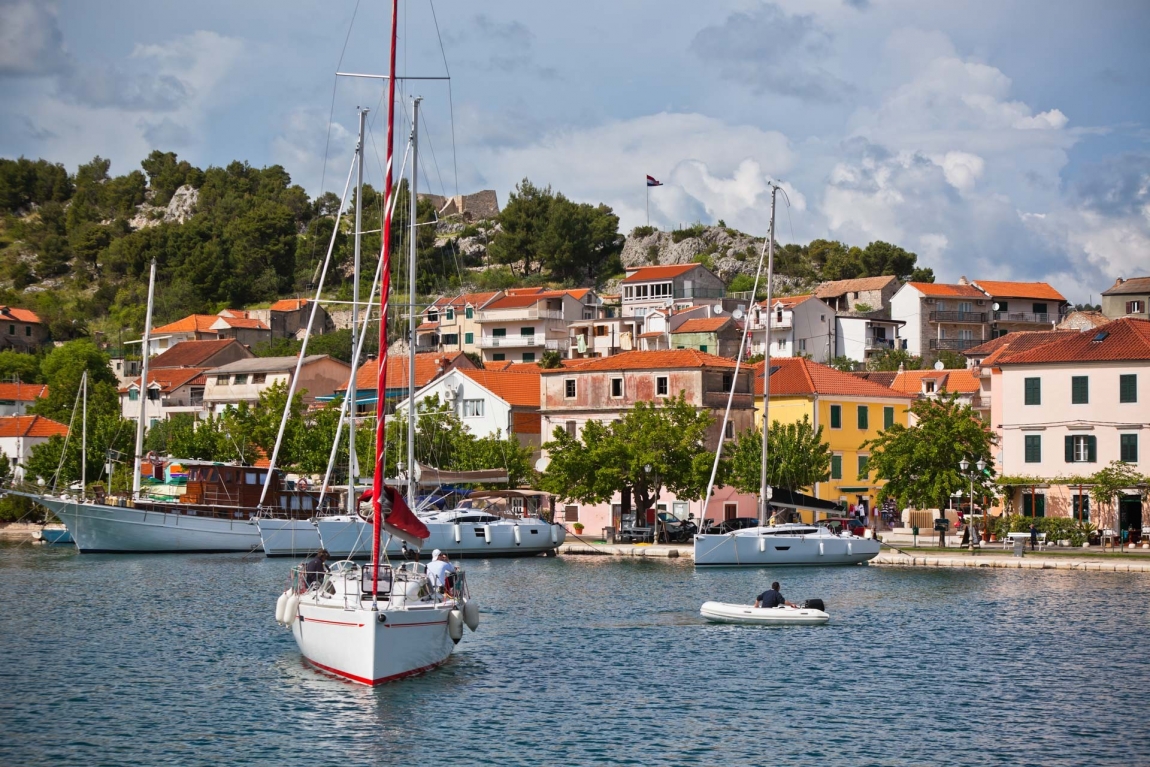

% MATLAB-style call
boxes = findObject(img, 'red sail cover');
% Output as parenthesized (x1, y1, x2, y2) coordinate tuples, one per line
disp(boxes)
(382, 486, 429, 541)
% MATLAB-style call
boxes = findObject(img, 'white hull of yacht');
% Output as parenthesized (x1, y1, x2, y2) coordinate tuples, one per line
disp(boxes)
(694, 528, 880, 567)
(21, 494, 263, 553)
(256, 518, 323, 557)
(315, 515, 565, 558)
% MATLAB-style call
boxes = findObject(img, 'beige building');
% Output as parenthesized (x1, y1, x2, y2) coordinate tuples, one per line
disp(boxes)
(1101, 277, 1150, 322)
(475, 289, 598, 363)
(202, 355, 351, 414)
(621, 264, 726, 318)
(415, 291, 501, 356)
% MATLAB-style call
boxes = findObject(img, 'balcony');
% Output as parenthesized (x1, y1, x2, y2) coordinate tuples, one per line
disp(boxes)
(929, 311, 987, 323)
(479, 336, 563, 350)
(751, 315, 793, 330)
(929, 338, 982, 352)
(476, 308, 563, 322)
(865, 337, 896, 351)
(993, 311, 1060, 325)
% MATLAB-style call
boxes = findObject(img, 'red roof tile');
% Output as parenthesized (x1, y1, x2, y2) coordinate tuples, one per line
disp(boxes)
(432, 291, 501, 309)
(815, 276, 898, 299)
(459, 369, 541, 407)
(540, 349, 739, 373)
(622, 264, 704, 283)
(760, 294, 813, 309)
(972, 281, 1066, 302)
(482, 294, 546, 310)
(906, 282, 986, 298)
(889, 369, 980, 394)
(965, 330, 1078, 366)
(756, 357, 915, 399)
(149, 339, 252, 369)
(340, 352, 472, 392)
(673, 317, 734, 334)
(120, 368, 208, 394)
(152, 315, 222, 334)
(270, 298, 309, 312)
(212, 316, 269, 330)
(996, 318, 1150, 364)
(0, 306, 42, 324)
(0, 415, 68, 438)
(0, 383, 48, 402)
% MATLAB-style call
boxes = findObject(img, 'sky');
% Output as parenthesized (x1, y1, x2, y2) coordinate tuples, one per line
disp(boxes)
(1, 0, 1148, 302)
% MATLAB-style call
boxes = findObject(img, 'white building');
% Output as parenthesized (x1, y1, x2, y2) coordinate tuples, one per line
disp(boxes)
(0, 383, 48, 416)
(747, 295, 835, 362)
(475, 289, 597, 363)
(120, 368, 209, 427)
(835, 315, 905, 364)
(0, 415, 68, 482)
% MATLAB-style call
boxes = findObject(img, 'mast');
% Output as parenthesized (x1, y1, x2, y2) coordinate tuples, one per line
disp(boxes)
(407, 97, 421, 506)
(348, 107, 367, 514)
(80, 371, 87, 500)
(759, 185, 778, 524)
(371, 0, 401, 601)
(133, 259, 157, 497)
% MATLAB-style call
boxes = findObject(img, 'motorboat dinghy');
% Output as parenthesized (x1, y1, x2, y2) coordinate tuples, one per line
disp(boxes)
(700, 600, 829, 626)
(32, 524, 73, 545)
(694, 523, 880, 566)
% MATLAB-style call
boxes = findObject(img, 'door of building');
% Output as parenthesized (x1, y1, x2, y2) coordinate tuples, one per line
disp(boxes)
(1022, 492, 1046, 517)
(1119, 495, 1143, 542)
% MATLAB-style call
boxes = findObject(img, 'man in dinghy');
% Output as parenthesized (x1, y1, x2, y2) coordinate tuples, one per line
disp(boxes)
(755, 582, 798, 609)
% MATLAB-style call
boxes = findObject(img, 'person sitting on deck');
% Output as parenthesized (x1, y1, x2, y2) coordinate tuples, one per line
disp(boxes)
(301, 548, 329, 588)
(755, 581, 797, 609)
(426, 549, 458, 597)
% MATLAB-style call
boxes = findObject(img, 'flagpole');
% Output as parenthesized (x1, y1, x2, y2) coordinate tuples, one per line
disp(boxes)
(646, 183, 649, 227)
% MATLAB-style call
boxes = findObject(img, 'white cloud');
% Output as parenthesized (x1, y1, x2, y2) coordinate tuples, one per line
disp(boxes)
(0, 0, 69, 76)
(932, 151, 985, 192)
(271, 108, 352, 196)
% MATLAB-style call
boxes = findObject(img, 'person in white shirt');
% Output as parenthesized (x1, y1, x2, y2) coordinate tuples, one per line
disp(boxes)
(425, 549, 457, 596)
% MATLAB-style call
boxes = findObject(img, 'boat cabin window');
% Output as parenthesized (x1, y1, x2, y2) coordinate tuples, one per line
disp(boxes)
(279, 497, 289, 510)
(290, 496, 302, 510)
(245, 471, 258, 485)
(302, 496, 314, 511)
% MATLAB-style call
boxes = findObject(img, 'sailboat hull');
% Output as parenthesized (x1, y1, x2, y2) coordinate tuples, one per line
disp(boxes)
(292, 601, 455, 685)
(694, 531, 880, 566)
(315, 515, 564, 558)
(256, 518, 323, 557)
(23, 494, 263, 553)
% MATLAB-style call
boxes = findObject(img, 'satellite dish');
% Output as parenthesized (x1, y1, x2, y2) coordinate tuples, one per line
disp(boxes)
(934, 360, 945, 371)
(731, 308, 745, 321)
(992, 303, 1000, 311)
(713, 305, 724, 314)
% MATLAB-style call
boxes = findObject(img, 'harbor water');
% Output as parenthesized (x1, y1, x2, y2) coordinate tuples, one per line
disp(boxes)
(1, 543, 1148, 766)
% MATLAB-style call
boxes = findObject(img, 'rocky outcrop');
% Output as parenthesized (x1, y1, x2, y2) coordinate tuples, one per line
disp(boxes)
(128, 185, 199, 230)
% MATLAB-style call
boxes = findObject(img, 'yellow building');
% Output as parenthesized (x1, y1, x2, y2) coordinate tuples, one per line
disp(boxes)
(752, 358, 915, 511)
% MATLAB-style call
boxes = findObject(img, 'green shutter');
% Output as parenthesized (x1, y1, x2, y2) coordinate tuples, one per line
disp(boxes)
(1086, 435, 1097, 463)
(1025, 435, 1041, 463)
(464, 332, 473, 344)
(1071, 376, 1088, 404)
(857, 455, 869, 479)
(1034, 494, 1045, 517)
(830, 405, 841, 429)
(1024, 377, 1040, 405)
(857, 406, 868, 430)
(883, 406, 894, 430)
(1121, 434, 1138, 463)
(465, 307, 473, 319)
(1120, 374, 1137, 403)
(831, 455, 842, 480)
(1065, 435, 1074, 462)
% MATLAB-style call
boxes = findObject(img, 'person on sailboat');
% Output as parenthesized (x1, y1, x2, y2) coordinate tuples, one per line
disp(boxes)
(302, 549, 329, 588)
(754, 582, 797, 609)
(426, 549, 457, 597)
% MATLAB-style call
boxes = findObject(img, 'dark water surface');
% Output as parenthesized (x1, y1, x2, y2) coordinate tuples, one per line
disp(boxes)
(1, 544, 1148, 766)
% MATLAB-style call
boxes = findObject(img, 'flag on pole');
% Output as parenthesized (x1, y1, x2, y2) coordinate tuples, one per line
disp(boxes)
(646, 175, 663, 187)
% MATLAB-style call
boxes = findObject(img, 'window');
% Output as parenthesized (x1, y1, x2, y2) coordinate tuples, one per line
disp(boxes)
(724, 503, 738, 521)
(6, 324, 13, 335)
(1071, 376, 1088, 404)
(725, 421, 734, 439)
(883, 406, 895, 429)
(128, 388, 139, 401)
(446, 308, 454, 321)
(831, 454, 842, 480)
(216, 375, 229, 385)
(1032, 303, 1048, 316)
(233, 374, 248, 385)
(594, 325, 608, 337)
(565, 421, 577, 438)
(1065, 435, 1097, 463)
(442, 334, 459, 346)
(465, 307, 473, 319)
(563, 505, 579, 523)
(1127, 300, 1145, 315)
(522, 352, 535, 363)
(656, 376, 668, 396)
(857, 405, 869, 430)
(147, 387, 159, 401)
(427, 310, 438, 323)
(520, 327, 535, 336)
(958, 302, 972, 313)
(492, 353, 505, 361)
(830, 405, 842, 429)
(24, 325, 31, 336)
(924, 380, 936, 393)
(1024, 378, 1041, 405)
(722, 373, 733, 391)
(857, 455, 870, 479)
(1023, 493, 1046, 517)
(462, 399, 484, 418)
(464, 332, 474, 345)
(1024, 435, 1041, 463)
(565, 379, 577, 399)
(611, 377, 624, 397)
(252, 373, 266, 385)
(798, 339, 807, 351)
(958, 329, 973, 340)
(493, 328, 506, 337)
(1121, 434, 1139, 463)
(699, 345, 708, 353)
(996, 301, 1009, 312)
(1120, 374, 1137, 403)
(1073, 494, 1090, 521)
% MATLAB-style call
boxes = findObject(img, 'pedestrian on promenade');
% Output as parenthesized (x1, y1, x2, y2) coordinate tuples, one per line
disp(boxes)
(1029, 523, 1039, 551)
(755, 581, 797, 609)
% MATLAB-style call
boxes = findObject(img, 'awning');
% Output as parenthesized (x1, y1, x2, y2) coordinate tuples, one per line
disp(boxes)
(383, 462, 509, 487)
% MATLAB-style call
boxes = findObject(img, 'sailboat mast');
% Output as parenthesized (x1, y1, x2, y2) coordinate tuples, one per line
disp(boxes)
(133, 259, 157, 497)
(407, 97, 420, 505)
(348, 107, 367, 514)
(371, 0, 401, 597)
(759, 186, 778, 524)
(80, 371, 87, 499)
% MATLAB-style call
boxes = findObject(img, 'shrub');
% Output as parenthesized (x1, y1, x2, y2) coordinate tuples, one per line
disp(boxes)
(646, 245, 660, 264)
(459, 225, 480, 238)
(631, 225, 656, 238)
(693, 253, 714, 271)
(671, 224, 707, 243)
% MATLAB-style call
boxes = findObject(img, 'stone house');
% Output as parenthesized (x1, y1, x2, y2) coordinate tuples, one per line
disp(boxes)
(417, 190, 500, 221)
(0, 305, 50, 351)
(209, 315, 272, 347)
(1101, 277, 1150, 322)
(621, 264, 726, 318)
(815, 275, 900, 314)
(202, 355, 351, 414)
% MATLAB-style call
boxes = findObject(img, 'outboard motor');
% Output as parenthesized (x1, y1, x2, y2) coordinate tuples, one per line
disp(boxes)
(802, 599, 826, 612)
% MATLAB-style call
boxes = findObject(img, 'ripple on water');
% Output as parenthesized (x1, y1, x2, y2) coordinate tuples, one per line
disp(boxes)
(0, 545, 1147, 766)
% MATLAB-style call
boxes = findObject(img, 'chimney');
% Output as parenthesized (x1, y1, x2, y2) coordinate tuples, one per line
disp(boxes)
(957, 276, 969, 285)
(1115, 277, 1125, 287)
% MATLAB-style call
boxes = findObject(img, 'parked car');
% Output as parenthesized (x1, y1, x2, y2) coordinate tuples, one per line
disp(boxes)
(702, 517, 761, 535)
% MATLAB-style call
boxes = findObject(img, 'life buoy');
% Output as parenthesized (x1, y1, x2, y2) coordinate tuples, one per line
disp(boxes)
(297, 478, 309, 492)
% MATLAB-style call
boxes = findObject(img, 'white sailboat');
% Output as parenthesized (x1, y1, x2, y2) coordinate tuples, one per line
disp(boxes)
(693, 184, 880, 567)
(281, 14, 477, 683)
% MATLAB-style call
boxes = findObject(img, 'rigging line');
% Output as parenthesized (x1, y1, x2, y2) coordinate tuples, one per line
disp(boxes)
(428, 0, 459, 196)
(49, 375, 85, 492)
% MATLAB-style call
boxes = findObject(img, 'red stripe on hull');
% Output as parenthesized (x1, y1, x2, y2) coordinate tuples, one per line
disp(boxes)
(299, 616, 365, 627)
(303, 656, 447, 686)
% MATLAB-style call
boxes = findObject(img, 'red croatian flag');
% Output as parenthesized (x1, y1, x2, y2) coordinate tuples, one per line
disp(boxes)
(646, 175, 663, 187)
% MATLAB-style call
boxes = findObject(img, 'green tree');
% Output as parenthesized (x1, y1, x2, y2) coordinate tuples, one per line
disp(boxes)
(541, 394, 714, 515)
(489, 178, 553, 277)
(1089, 461, 1149, 532)
(725, 415, 831, 493)
(867, 348, 922, 372)
(827, 356, 857, 372)
(936, 350, 968, 370)
(31, 339, 119, 423)
(0, 349, 44, 383)
(539, 350, 563, 369)
(864, 393, 997, 510)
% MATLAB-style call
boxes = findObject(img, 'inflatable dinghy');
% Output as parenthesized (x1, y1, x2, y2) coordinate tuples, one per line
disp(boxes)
(700, 600, 829, 626)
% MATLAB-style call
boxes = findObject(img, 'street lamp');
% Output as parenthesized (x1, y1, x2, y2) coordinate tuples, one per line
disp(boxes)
(644, 463, 659, 544)
(959, 457, 986, 551)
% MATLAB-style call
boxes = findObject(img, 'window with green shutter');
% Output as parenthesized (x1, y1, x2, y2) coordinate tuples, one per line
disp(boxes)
(1073, 494, 1089, 521)
(857, 455, 869, 479)
(883, 406, 894, 429)
(1066, 435, 1097, 463)
(492, 353, 505, 361)
(1023, 493, 1046, 517)
(1121, 434, 1139, 463)
(1071, 376, 1088, 404)
(831, 455, 842, 480)
(465, 307, 473, 319)
(830, 405, 842, 429)
(1120, 374, 1137, 403)
(464, 332, 473, 344)
(446, 308, 454, 321)
(1024, 435, 1041, 463)
(1024, 377, 1041, 405)
(857, 406, 869, 430)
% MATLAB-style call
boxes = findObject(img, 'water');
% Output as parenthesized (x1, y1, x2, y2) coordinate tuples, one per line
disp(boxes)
(1, 544, 1148, 766)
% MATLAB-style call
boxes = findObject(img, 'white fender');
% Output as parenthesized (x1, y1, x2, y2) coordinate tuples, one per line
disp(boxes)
(454, 523, 461, 543)
(275, 590, 290, 625)
(550, 525, 558, 546)
(284, 593, 300, 624)
(847, 542, 853, 555)
(514, 526, 522, 546)
(483, 525, 492, 544)
(448, 609, 464, 643)
(819, 541, 825, 556)
(462, 599, 480, 631)
(758, 536, 766, 553)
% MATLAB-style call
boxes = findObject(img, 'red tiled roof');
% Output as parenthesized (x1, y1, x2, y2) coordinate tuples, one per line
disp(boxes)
(540, 349, 740, 373)
(906, 282, 986, 298)
(972, 281, 1065, 302)
(760, 294, 812, 309)
(340, 352, 471, 392)
(889, 369, 980, 394)
(0, 383, 48, 402)
(417, 322, 440, 331)
(638, 331, 665, 339)
(432, 291, 501, 309)
(622, 264, 702, 283)
(0, 414, 68, 438)
(483, 294, 547, 310)
(120, 368, 208, 394)
(459, 369, 541, 407)
(149, 339, 251, 369)
(1102, 276, 1150, 297)
(152, 315, 222, 334)
(0, 306, 42, 324)
(504, 287, 546, 296)
(673, 317, 733, 334)
(815, 276, 898, 299)
(212, 316, 269, 330)
(996, 318, 1150, 364)
(755, 358, 915, 399)
(270, 298, 309, 312)
(965, 330, 1077, 366)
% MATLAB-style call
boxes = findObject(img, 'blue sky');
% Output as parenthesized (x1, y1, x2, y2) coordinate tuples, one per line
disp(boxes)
(1, 0, 1148, 302)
